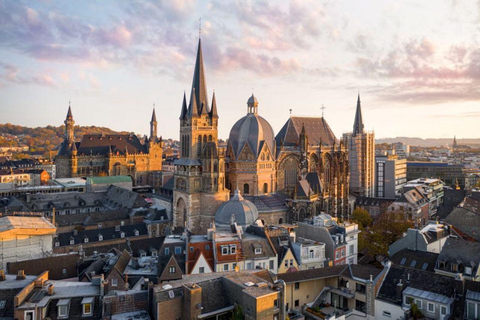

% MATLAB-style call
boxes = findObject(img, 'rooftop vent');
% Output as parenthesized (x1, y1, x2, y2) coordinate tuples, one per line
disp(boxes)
(16, 270, 26, 280)
(244, 282, 255, 287)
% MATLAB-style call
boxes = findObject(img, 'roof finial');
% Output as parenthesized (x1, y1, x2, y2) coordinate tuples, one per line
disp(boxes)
(199, 18, 202, 39)
(289, 109, 292, 115)
(321, 104, 326, 118)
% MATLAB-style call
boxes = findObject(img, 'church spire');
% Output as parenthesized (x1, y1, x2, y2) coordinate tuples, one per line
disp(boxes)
(64, 102, 75, 143)
(353, 93, 364, 136)
(191, 38, 209, 116)
(150, 107, 157, 140)
(180, 91, 188, 120)
(188, 88, 199, 117)
(210, 91, 219, 119)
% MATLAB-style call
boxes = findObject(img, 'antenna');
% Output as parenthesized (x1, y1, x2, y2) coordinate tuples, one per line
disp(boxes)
(321, 104, 326, 118)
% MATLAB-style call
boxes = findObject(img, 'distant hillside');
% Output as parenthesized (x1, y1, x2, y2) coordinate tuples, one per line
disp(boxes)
(0, 123, 128, 157)
(376, 137, 480, 147)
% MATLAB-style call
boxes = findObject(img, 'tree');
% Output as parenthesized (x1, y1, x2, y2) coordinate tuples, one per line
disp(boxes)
(351, 208, 373, 229)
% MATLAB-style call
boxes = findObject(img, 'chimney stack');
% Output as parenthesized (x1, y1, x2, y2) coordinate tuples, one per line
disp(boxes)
(396, 279, 403, 302)
(0, 270, 5, 281)
(48, 284, 55, 296)
(16, 270, 26, 280)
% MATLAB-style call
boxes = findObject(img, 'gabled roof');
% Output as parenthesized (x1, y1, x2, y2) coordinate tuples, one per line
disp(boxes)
(76, 134, 147, 156)
(275, 116, 337, 148)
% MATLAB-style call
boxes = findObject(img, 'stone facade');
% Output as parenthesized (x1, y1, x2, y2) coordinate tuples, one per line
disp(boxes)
(55, 106, 163, 186)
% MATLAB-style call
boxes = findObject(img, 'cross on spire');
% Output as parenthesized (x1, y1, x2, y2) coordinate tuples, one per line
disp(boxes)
(321, 104, 326, 118)
(199, 18, 202, 38)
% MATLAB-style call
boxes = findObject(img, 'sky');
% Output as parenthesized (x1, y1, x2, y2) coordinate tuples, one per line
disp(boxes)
(1, 0, 480, 140)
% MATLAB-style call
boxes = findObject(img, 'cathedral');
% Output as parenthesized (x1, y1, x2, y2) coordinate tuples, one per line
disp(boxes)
(173, 38, 350, 234)
(55, 107, 163, 186)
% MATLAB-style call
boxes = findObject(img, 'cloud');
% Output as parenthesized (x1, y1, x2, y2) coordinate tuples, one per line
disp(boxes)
(0, 62, 57, 87)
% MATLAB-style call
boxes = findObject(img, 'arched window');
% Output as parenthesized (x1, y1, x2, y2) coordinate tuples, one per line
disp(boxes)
(243, 183, 250, 195)
(263, 183, 268, 194)
(278, 218, 284, 224)
(208, 135, 213, 142)
(203, 135, 207, 143)
(284, 157, 298, 190)
(197, 135, 202, 156)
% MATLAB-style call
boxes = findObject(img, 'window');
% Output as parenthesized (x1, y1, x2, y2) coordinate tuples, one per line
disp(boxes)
(309, 250, 314, 259)
(230, 245, 237, 255)
(247, 262, 253, 270)
(382, 311, 392, 317)
(284, 260, 288, 268)
(190, 246, 194, 252)
(290, 259, 294, 267)
(415, 299, 422, 309)
(111, 278, 118, 287)
(222, 246, 229, 255)
(467, 301, 476, 319)
(165, 247, 170, 255)
(199, 267, 205, 274)
(84, 238, 89, 243)
(255, 247, 262, 254)
(134, 229, 139, 236)
(223, 264, 229, 271)
(57, 299, 70, 319)
(205, 244, 210, 250)
(269, 260, 274, 270)
(70, 239, 74, 245)
(295, 282, 300, 290)
(81, 297, 94, 316)
(169, 266, 176, 273)
(349, 244, 354, 255)
(25, 311, 35, 320)
(98, 234, 103, 241)
(441, 306, 447, 315)
(465, 266, 472, 275)
(405, 296, 414, 306)
(120, 232, 125, 238)
(55, 241, 60, 247)
(274, 299, 278, 307)
(356, 283, 366, 293)
(175, 247, 182, 255)
(294, 300, 299, 307)
(243, 183, 249, 195)
(427, 302, 434, 312)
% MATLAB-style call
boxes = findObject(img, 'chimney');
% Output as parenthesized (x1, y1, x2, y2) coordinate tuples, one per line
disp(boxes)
(48, 284, 54, 296)
(396, 279, 403, 302)
(16, 270, 26, 280)
(0, 270, 5, 281)
(455, 274, 465, 297)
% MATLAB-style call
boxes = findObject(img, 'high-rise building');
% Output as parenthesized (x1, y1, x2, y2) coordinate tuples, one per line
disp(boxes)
(375, 153, 407, 198)
(343, 95, 375, 197)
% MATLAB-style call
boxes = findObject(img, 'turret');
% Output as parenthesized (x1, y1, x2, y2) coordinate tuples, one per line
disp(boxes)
(150, 108, 157, 141)
(64, 103, 75, 143)
(210, 91, 219, 119)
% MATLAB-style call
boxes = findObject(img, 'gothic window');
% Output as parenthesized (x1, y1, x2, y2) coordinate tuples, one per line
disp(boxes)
(203, 135, 207, 144)
(243, 183, 250, 195)
(284, 157, 298, 190)
(324, 156, 331, 185)
(213, 162, 218, 172)
(208, 135, 212, 142)
(263, 183, 268, 194)
(197, 135, 202, 156)
(278, 218, 283, 224)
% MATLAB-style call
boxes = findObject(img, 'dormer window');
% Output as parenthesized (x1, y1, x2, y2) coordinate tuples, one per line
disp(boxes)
(84, 237, 89, 243)
(255, 248, 262, 255)
(221, 246, 229, 255)
(465, 266, 472, 275)
(134, 229, 139, 236)
(451, 263, 458, 272)
(439, 261, 446, 269)
(98, 234, 103, 241)
(69, 239, 74, 245)
(120, 232, 125, 238)
(55, 241, 60, 247)
(57, 299, 71, 319)
(230, 245, 237, 255)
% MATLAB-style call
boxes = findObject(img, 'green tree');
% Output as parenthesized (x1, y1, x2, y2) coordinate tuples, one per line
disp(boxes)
(351, 208, 373, 229)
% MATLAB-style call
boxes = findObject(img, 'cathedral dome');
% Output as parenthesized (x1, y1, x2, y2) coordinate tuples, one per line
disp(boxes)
(228, 95, 275, 159)
(214, 189, 259, 228)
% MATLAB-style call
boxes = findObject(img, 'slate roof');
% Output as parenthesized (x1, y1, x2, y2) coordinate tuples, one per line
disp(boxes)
(436, 237, 480, 273)
(342, 264, 384, 281)
(276, 265, 348, 284)
(275, 116, 337, 148)
(377, 265, 457, 306)
(390, 249, 439, 272)
(436, 189, 466, 219)
(228, 112, 275, 159)
(7, 253, 82, 280)
(56, 223, 148, 246)
(445, 206, 480, 241)
(243, 194, 287, 213)
(76, 134, 148, 156)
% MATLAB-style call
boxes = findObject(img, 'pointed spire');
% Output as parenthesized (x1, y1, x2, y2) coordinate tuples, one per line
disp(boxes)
(180, 91, 188, 120)
(188, 88, 199, 117)
(210, 91, 219, 119)
(151, 107, 157, 123)
(353, 93, 364, 136)
(66, 101, 73, 119)
(191, 39, 209, 115)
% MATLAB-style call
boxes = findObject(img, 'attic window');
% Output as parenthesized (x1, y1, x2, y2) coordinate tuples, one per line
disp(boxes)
(451, 264, 458, 272)
(255, 247, 262, 255)
(134, 229, 139, 236)
(84, 237, 89, 243)
(221, 246, 229, 255)
(400, 258, 406, 265)
(120, 232, 125, 238)
(70, 239, 74, 245)
(98, 234, 103, 241)
(439, 261, 446, 269)
(55, 241, 60, 247)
